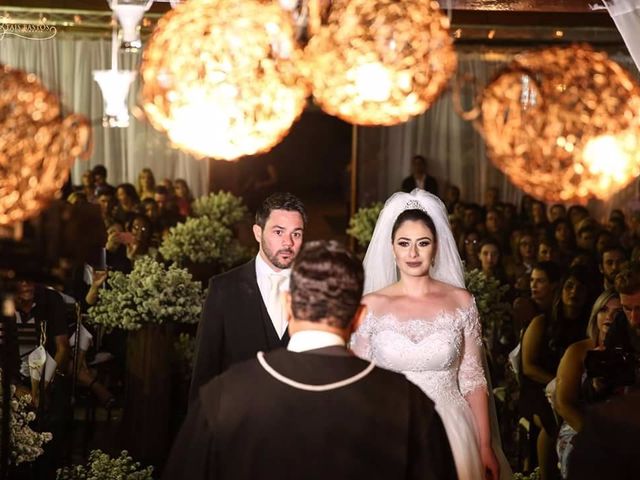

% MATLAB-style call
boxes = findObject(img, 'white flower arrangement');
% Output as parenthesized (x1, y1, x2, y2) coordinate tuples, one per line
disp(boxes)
(191, 191, 248, 225)
(0, 383, 52, 465)
(160, 191, 252, 268)
(464, 268, 512, 348)
(57, 449, 153, 479)
(88, 256, 204, 332)
(347, 202, 383, 247)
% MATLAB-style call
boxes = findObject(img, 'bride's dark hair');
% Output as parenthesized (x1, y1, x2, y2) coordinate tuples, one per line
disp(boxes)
(391, 209, 438, 244)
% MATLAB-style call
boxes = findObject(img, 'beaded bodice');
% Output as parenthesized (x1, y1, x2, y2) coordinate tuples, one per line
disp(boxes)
(351, 302, 487, 407)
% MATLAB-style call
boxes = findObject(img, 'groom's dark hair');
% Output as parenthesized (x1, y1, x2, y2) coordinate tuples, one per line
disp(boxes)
(255, 192, 307, 228)
(290, 240, 363, 328)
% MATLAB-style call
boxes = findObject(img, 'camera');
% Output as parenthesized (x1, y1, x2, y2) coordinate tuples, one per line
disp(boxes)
(584, 348, 638, 389)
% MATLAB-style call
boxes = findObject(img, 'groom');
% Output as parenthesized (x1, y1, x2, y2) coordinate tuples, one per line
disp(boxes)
(189, 192, 307, 403)
(165, 241, 457, 480)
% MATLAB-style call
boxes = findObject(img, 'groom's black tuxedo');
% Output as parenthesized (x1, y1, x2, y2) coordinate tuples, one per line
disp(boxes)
(165, 347, 457, 480)
(189, 259, 289, 403)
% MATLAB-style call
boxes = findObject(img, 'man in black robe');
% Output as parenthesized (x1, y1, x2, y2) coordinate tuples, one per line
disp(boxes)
(164, 240, 457, 480)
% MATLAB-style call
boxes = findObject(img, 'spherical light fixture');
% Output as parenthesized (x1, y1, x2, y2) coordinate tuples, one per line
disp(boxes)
(140, 0, 309, 161)
(0, 65, 91, 225)
(477, 44, 640, 203)
(303, 0, 457, 126)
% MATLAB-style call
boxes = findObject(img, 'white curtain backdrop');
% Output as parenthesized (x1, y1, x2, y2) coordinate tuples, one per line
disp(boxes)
(0, 34, 210, 196)
(357, 48, 640, 221)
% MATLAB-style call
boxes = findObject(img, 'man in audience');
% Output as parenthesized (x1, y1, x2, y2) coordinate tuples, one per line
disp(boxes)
(575, 222, 597, 255)
(401, 154, 439, 196)
(599, 245, 626, 291)
(165, 241, 457, 480)
(91, 164, 115, 195)
(548, 203, 566, 223)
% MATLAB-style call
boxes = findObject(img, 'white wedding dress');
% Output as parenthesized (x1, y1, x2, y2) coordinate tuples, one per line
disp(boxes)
(351, 301, 490, 480)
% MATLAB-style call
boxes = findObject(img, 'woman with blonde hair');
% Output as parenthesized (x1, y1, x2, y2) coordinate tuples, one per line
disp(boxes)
(137, 167, 156, 201)
(554, 289, 621, 478)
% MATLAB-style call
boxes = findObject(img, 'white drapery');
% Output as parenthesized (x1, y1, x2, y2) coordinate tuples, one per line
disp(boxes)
(357, 49, 640, 221)
(0, 34, 210, 197)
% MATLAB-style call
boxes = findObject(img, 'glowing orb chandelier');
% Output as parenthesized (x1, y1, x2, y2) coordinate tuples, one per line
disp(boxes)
(477, 44, 640, 203)
(0, 65, 92, 225)
(140, 0, 308, 161)
(303, 0, 457, 126)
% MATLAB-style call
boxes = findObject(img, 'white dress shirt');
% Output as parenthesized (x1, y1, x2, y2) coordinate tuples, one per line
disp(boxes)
(287, 330, 346, 352)
(255, 253, 291, 338)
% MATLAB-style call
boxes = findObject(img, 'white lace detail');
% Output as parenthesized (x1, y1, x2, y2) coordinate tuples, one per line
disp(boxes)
(351, 301, 488, 407)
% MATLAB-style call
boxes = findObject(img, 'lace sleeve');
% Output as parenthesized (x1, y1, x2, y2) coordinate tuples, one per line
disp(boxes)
(349, 315, 373, 360)
(458, 301, 488, 397)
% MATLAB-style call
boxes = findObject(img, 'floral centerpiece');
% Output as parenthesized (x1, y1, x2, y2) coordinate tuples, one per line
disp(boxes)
(87, 256, 203, 332)
(57, 449, 153, 479)
(191, 190, 248, 224)
(160, 191, 252, 270)
(464, 268, 511, 342)
(346, 202, 383, 247)
(0, 383, 52, 465)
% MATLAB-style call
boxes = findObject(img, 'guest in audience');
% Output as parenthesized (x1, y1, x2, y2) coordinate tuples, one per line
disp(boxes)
(537, 237, 560, 264)
(401, 154, 438, 196)
(459, 230, 481, 270)
(80, 170, 96, 203)
(484, 186, 500, 212)
(126, 214, 156, 262)
(462, 203, 484, 234)
(594, 230, 615, 257)
(174, 178, 193, 217)
(519, 194, 534, 223)
(520, 266, 591, 480)
(154, 185, 181, 228)
(506, 230, 537, 286)
(96, 186, 117, 226)
(444, 184, 460, 214)
(531, 200, 548, 232)
(606, 216, 631, 250)
(478, 238, 508, 285)
(105, 222, 133, 273)
(500, 202, 518, 235)
(485, 208, 508, 252)
(142, 198, 164, 245)
(114, 183, 142, 225)
(567, 389, 640, 480)
(548, 204, 566, 223)
(512, 261, 563, 338)
(575, 222, 597, 255)
(567, 205, 589, 232)
(137, 167, 156, 201)
(92, 164, 115, 194)
(553, 219, 577, 266)
(555, 289, 621, 478)
(67, 191, 87, 205)
(599, 245, 626, 291)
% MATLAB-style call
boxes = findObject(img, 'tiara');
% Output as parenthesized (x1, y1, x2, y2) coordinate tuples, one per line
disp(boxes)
(404, 199, 428, 212)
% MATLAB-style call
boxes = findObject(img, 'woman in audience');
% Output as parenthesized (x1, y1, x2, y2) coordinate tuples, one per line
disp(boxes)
(81, 170, 96, 202)
(459, 230, 482, 270)
(513, 261, 563, 338)
(114, 183, 141, 225)
(538, 237, 560, 264)
(506, 230, 537, 286)
(520, 266, 591, 480)
(174, 178, 193, 217)
(485, 208, 508, 252)
(478, 238, 508, 285)
(554, 289, 621, 478)
(137, 168, 157, 201)
(553, 219, 576, 266)
(126, 214, 156, 262)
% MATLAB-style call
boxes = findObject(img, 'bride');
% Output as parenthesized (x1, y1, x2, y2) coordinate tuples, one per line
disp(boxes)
(351, 189, 511, 480)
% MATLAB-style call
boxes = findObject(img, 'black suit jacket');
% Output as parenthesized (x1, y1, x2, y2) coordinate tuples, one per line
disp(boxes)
(401, 175, 439, 196)
(189, 259, 289, 403)
(166, 347, 457, 480)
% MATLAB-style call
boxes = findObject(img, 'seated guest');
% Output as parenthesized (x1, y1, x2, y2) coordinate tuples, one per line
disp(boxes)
(137, 167, 156, 201)
(548, 203, 566, 223)
(154, 185, 182, 228)
(567, 389, 640, 480)
(401, 154, 439, 196)
(505, 230, 537, 286)
(555, 290, 621, 478)
(174, 178, 193, 217)
(553, 218, 577, 266)
(164, 241, 457, 480)
(80, 170, 96, 203)
(599, 245, 626, 291)
(126, 214, 156, 262)
(91, 164, 115, 195)
(520, 267, 591, 480)
(114, 183, 142, 225)
(459, 230, 482, 271)
(537, 237, 560, 265)
(478, 238, 508, 286)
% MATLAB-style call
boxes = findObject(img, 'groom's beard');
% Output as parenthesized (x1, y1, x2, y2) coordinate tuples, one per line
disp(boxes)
(262, 241, 296, 270)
